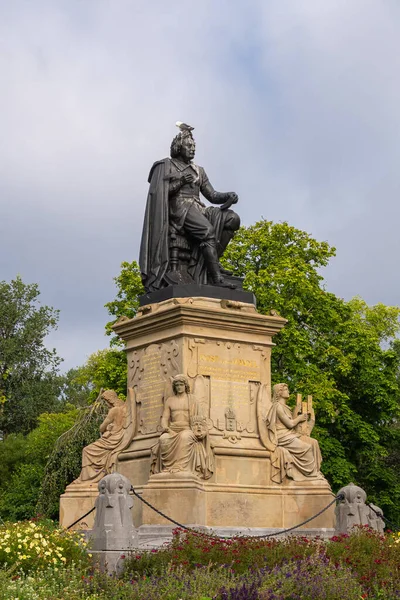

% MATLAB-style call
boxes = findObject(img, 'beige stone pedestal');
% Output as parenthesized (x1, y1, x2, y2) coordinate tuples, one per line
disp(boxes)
(60, 484, 98, 530)
(111, 296, 335, 532)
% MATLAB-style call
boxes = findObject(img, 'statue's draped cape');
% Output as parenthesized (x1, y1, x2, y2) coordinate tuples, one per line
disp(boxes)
(139, 159, 171, 292)
(139, 158, 232, 291)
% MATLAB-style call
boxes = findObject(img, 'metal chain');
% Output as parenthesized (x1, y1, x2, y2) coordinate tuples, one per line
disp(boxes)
(67, 492, 400, 540)
(67, 506, 96, 530)
(130, 486, 345, 540)
(367, 502, 400, 532)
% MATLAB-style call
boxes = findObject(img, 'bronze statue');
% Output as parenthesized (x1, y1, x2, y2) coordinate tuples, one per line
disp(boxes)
(139, 123, 241, 292)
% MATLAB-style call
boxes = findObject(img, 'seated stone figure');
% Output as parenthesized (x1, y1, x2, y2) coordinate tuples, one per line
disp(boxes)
(151, 374, 214, 479)
(72, 389, 136, 485)
(139, 123, 241, 292)
(258, 383, 323, 484)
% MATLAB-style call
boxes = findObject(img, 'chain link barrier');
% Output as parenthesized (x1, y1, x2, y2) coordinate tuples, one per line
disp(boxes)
(67, 489, 400, 538)
(367, 502, 400, 532)
(129, 486, 344, 540)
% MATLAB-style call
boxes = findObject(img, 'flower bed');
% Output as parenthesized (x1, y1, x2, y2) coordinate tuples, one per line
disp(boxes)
(0, 518, 90, 574)
(0, 522, 399, 599)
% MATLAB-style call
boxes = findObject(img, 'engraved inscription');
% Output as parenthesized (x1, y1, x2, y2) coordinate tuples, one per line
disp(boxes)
(136, 348, 165, 434)
(197, 343, 262, 434)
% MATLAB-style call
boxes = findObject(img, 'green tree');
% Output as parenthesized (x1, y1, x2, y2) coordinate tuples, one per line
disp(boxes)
(105, 260, 144, 346)
(222, 220, 400, 519)
(0, 276, 62, 435)
(70, 349, 127, 400)
(36, 350, 127, 519)
(0, 410, 77, 521)
(106, 221, 400, 522)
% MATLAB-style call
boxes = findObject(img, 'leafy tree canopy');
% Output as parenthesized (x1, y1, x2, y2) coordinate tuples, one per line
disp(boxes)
(105, 222, 400, 521)
(0, 276, 62, 435)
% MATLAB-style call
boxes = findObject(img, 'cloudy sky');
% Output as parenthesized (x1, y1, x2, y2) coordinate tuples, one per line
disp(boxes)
(1, 0, 400, 371)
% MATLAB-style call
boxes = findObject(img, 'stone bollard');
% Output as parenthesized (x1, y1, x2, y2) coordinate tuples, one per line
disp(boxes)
(90, 473, 138, 575)
(335, 483, 385, 535)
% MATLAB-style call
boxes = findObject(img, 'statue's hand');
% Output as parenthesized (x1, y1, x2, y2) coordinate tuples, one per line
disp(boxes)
(227, 192, 238, 204)
(298, 413, 308, 423)
(181, 173, 195, 184)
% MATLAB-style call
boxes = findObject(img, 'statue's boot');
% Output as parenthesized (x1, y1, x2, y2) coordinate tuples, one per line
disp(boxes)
(219, 264, 233, 275)
(216, 227, 239, 275)
(202, 243, 236, 288)
(217, 229, 236, 258)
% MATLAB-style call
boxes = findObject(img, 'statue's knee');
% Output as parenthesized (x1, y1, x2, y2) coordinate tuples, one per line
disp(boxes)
(225, 210, 240, 231)
(159, 432, 169, 445)
(181, 429, 195, 443)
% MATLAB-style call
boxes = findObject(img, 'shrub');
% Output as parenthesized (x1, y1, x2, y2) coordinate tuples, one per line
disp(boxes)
(0, 519, 90, 574)
(326, 527, 400, 594)
(123, 529, 318, 577)
(258, 554, 362, 600)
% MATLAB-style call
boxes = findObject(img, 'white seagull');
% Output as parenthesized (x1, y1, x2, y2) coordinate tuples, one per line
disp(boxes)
(176, 121, 194, 132)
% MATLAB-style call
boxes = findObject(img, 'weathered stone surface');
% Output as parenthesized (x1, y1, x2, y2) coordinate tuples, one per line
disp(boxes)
(258, 383, 325, 484)
(113, 297, 335, 530)
(335, 483, 385, 534)
(90, 473, 137, 551)
(151, 374, 214, 479)
(71, 389, 136, 485)
(136, 524, 335, 549)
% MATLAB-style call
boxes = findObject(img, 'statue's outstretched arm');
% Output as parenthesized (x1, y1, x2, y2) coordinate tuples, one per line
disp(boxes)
(200, 170, 237, 205)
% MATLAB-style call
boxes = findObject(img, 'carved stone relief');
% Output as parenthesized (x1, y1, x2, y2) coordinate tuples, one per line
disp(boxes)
(186, 339, 269, 443)
(127, 342, 180, 436)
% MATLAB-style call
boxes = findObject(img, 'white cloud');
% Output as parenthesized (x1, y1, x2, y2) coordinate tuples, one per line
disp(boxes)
(1, 0, 400, 369)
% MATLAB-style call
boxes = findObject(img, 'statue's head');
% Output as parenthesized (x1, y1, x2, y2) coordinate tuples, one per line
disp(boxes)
(190, 415, 208, 440)
(172, 374, 190, 395)
(338, 483, 367, 506)
(101, 389, 121, 407)
(272, 383, 290, 402)
(170, 130, 196, 162)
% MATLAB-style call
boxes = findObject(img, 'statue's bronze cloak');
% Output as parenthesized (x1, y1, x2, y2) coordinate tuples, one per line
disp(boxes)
(139, 158, 171, 292)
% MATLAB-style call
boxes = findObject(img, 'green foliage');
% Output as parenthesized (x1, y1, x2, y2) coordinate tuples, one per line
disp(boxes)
(37, 398, 108, 519)
(258, 555, 362, 600)
(71, 349, 127, 401)
(104, 260, 144, 345)
(58, 367, 95, 407)
(124, 528, 400, 598)
(107, 221, 400, 523)
(0, 464, 44, 522)
(221, 220, 400, 521)
(0, 433, 28, 484)
(0, 528, 398, 599)
(0, 519, 90, 574)
(0, 410, 77, 521)
(0, 276, 62, 435)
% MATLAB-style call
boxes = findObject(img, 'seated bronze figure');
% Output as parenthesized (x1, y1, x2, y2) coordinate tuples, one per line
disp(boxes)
(139, 123, 241, 292)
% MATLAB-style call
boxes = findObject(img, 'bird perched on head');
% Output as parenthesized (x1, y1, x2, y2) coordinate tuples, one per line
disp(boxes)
(176, 121, 194, 132)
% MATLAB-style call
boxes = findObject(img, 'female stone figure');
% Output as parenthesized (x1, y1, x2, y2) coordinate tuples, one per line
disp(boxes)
(72, 388, 136, 484)
(261, 383, 323, 484)
(151, 374, 214, 479)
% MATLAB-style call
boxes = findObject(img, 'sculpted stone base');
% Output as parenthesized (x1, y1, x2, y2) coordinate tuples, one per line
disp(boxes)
(141, 475, 335, 529)
(60, 484, 99, 530)
(59, 296, 333, 532)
